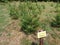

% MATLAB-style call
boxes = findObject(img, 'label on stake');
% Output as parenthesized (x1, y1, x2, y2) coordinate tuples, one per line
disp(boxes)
(37, 31, 46, 38)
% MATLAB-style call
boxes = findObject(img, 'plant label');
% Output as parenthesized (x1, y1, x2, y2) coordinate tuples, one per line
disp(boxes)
(37, 31, 46, 38)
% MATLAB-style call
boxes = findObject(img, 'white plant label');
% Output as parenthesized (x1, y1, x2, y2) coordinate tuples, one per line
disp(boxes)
(37, 31, 46, 38)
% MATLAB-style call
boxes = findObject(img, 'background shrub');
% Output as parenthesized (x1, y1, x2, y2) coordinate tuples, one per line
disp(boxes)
(51, 13, 60, 27)
(0, 0, 60, 2)
(9, 4, 19, 19)
(0, 0, 8, 2)
(55, 13, 60, 25)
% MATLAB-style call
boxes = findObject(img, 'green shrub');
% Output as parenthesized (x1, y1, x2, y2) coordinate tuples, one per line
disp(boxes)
(19, 2, 40, 34)
(9, 4, 19, 19)
(21, 14, 40, 34)
(55, 3, 60, 13)
(56, 13, 60, 25)
(51, 13, 60, 27)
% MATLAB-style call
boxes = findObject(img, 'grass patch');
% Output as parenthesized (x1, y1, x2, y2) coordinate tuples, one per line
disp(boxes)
(21, 38, 32, 45)
(0, 3, 10, 32)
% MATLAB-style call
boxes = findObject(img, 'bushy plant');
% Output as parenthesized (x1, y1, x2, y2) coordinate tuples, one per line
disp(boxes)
(55, 13, 60, 25)
(19, 2, 40, 34)
(55, 3, 60, 13)
(51, 13, 60, 27)
(9, 4, 19, 19)
(20, 14, 40, 34)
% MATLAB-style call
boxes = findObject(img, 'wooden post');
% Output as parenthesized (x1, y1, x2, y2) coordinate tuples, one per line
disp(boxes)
(37, 30, 46, 45)
(39, 38, 43, 45)
(39, 30, 43, 45)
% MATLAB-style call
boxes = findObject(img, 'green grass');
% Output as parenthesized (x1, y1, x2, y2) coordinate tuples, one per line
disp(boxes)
(21, 37, 32, 45)
(0, 3, 10, 32)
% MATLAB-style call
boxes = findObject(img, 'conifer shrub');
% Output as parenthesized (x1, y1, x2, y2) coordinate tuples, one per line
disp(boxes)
(51, 13, 60, 27)
(19, 2, 40, 34)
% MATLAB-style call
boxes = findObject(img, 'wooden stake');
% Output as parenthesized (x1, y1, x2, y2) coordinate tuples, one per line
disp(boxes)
(39, 30, 43, 45)
(39, 38, 43, 45)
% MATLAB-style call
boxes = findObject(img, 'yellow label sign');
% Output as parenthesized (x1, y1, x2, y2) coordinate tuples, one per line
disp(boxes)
(37, 31, 46, 38)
